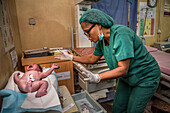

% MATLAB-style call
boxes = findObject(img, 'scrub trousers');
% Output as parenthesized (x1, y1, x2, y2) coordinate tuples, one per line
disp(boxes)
(112, 79, 159, 113)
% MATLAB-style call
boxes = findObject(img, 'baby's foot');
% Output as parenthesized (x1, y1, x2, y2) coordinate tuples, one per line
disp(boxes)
(25, 80, 32, 92)
(35, 89, 47, 97)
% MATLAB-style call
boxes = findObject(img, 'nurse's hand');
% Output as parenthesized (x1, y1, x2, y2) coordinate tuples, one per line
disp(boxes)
(83, 71, 101, 83)
(77, 64, 101, 83)
(54, 51, 73, 61)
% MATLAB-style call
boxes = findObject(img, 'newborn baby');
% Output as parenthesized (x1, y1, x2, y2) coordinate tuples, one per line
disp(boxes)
(14, 63, 59, 97)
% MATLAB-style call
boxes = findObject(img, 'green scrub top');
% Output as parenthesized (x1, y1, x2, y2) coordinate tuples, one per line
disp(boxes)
(93, 25, 160, 86)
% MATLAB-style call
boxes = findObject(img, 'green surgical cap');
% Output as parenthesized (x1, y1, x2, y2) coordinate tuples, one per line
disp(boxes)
(79, 9, 114, 28)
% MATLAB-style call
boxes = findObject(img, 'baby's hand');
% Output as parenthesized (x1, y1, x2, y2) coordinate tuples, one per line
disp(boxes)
(16, 73, 20, 76)
(52, 64, 60, 69)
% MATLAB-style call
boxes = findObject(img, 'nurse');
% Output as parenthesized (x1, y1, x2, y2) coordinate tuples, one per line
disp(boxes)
(55, 9, 160, 113)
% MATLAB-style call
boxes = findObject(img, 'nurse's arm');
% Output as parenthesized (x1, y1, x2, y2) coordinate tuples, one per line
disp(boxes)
(99, 58, 130, 80)
(73, 54, 101, 64)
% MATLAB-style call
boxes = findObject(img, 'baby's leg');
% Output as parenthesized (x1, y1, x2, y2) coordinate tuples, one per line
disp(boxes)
(32, 80, 48, 97)
(25, 79, 32, 92)
(14, 73, 20, 84)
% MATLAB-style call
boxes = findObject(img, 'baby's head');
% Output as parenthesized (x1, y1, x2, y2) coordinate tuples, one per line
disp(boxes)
(27, 63, 42, 72)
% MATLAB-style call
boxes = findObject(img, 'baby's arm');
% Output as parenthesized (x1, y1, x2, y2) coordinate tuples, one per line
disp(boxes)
(40, 64, 59, 79)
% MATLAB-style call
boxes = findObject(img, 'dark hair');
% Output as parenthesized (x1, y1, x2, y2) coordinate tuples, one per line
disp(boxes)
(37, 64, 43, 72)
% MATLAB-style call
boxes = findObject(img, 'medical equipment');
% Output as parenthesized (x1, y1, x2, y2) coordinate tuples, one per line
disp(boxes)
(24, 47, 50, 58)
(154, 42, 170, 53)
(23, 47, 65, 58)
(72, 47, 116, 93)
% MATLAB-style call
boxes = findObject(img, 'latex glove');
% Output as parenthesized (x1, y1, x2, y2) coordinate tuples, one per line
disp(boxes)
(77, 64, 101, 83)
(54, 51, 73, 61)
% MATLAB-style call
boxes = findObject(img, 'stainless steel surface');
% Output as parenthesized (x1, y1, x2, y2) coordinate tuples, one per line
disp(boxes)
(73, 61, 116, 93)
(24, 47, 49, 53)
(71, 26, 74, 49)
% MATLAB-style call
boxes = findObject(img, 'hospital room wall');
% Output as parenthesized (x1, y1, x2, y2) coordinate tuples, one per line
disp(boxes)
(15, 0, 75, 51)
(0, 0, 22, 90)
(158, 0, 170, 42)
(0, 0, 22, 108)
(138, 0, 170, 46)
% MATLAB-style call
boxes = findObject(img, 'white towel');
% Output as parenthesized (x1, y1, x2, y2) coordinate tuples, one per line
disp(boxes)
(5, 70, 61, 109)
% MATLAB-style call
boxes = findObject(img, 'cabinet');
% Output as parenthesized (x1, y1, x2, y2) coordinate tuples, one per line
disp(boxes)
(21, 55, 75, 94)
(75, 4, 92, 47)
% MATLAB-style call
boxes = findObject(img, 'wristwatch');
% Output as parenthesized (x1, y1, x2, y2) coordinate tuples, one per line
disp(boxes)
(147, 0, 157, 8)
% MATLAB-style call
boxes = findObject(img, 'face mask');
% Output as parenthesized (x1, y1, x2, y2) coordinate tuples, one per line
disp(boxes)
(97, 25, 104, 41)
